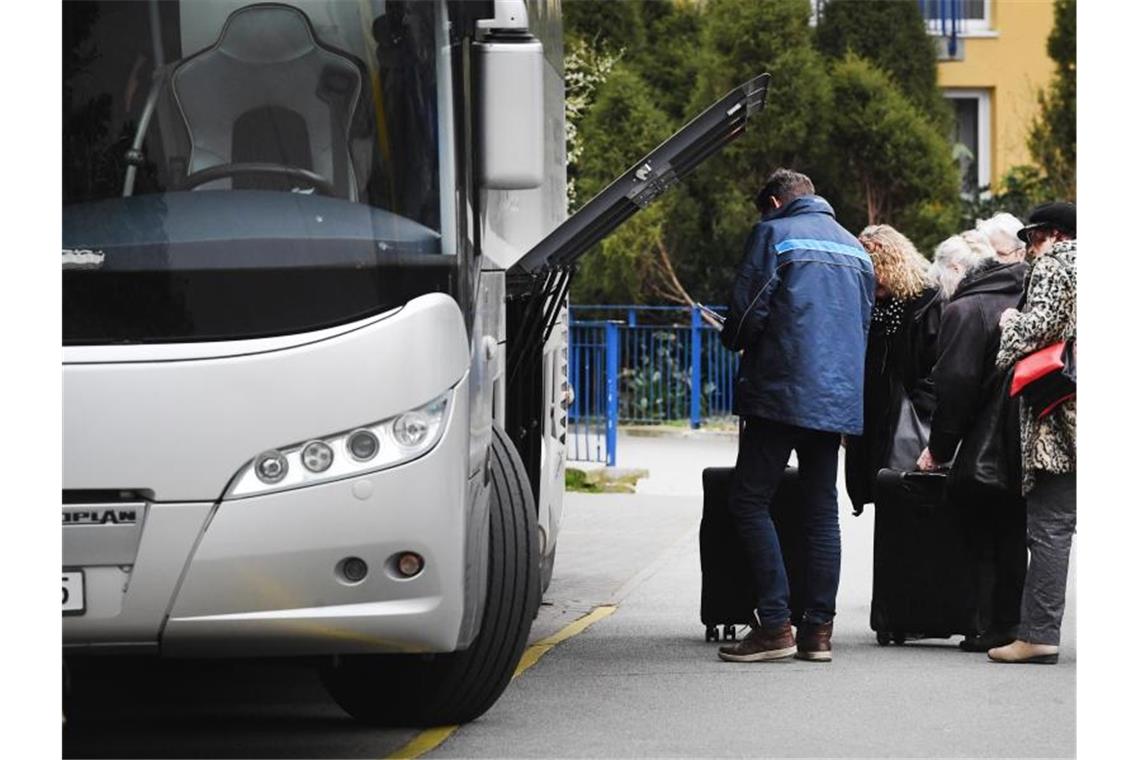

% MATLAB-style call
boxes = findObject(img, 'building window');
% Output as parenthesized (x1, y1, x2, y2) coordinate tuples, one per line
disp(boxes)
(944, 89, 992, 195)
(813, 2, 994, 36)
(919, 0, 992, 35)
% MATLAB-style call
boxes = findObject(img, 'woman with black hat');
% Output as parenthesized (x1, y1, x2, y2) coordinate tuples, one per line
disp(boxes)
(988, 202, 1077, 665)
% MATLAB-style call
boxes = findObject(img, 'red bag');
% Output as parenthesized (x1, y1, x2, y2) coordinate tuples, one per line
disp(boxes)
(1010, 342, 1066, 397)
(1010, 340, 1076, 418)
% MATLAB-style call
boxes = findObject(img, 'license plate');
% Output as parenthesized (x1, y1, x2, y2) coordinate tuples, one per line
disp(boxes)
(63, 570, 85, 616)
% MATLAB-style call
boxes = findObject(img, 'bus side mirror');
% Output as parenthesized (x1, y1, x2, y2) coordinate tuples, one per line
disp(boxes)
(475, 2, 545, 190)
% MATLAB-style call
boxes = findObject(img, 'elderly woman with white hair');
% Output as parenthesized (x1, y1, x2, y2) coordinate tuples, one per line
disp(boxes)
(928, 234, 981, 300)
(961, 229, 997, 261)
(977, 212, 1026, 263)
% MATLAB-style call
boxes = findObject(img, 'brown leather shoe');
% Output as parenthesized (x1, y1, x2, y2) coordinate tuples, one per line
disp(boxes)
(794, 620, 833, 662)
(717, 619, 796, 662)
(987, 639, 1059, 664)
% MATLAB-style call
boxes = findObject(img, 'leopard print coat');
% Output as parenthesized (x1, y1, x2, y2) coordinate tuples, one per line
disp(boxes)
(996, 240, 1076, 495)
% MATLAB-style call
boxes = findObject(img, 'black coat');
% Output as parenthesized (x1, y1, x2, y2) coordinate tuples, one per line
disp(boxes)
(845, 286, 943, 507)
(928, 259, 1028, 463)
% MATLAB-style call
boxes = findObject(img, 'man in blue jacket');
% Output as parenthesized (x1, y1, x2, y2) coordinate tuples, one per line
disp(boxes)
(717, 169, 874, 664)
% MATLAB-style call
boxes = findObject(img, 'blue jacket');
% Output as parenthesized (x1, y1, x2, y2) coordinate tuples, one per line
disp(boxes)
(720, 195, 875, 434)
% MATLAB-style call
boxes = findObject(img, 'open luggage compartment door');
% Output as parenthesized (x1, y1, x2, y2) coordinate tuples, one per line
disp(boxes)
(503, 74, 770, 496)
(509, 73, 771, 278)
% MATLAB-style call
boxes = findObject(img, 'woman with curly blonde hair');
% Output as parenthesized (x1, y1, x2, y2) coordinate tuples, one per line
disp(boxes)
(845, 225, 943, 512)
(860, 224, 930, 301)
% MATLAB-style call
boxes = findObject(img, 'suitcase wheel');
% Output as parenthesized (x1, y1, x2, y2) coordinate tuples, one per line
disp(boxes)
(705, 625, 720, 642)
(723, 625, 736, 641)
(876, 630, 891, 647)
(892, 631, 907, 645)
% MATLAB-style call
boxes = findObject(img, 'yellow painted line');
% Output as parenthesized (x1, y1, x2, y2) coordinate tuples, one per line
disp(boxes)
(385, 604, 618, 759)
(513, 605, 617, 678)
(387, 726, 459, 760)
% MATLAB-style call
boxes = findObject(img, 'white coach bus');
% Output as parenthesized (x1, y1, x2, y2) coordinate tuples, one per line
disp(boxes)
(62, 0, 767, 724)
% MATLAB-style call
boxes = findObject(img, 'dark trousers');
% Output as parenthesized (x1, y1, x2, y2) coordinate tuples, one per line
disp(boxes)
(1019, 471, 1076, 645)
(729, 416, 841, 627)
(965, 496, 1028, 634)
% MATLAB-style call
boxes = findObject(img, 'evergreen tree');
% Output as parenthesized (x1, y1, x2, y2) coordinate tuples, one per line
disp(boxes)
(563, 0, 643, 56)
(628, 0, 703, 123)
(1028, 0, 1076, 200)
(565, 0, 966, 300)
(828, 54, 959, 250)
(814, 0, 949, 130)
(571, 64, 676, 303)
(678, 0, 834, 302)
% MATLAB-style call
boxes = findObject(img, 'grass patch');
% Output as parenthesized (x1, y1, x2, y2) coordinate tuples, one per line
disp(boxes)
(565, 466, 649, 494)
(566, 468, 604, 493)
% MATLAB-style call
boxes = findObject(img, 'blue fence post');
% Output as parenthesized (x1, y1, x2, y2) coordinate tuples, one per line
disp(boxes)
(605, 321, 619, 466)
(627, 308, 637, 327)
(690, 305, 702, 429)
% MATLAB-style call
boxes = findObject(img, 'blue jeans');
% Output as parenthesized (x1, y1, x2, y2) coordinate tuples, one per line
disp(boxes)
(729, 417, 842, 628)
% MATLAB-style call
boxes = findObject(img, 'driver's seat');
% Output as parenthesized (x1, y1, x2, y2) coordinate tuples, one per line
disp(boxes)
(170, 3, 365, 199)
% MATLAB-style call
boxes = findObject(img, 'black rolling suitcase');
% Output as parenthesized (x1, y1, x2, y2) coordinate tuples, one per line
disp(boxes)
(700, 466, 805, 642)
(870, 469, 980, 645)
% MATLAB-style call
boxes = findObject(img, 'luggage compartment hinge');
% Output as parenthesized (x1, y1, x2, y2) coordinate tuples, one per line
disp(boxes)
(626, 160, 678, 209)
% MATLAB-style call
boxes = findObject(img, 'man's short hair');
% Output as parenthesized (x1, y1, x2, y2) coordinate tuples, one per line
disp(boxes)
(755, 168, 815, 212)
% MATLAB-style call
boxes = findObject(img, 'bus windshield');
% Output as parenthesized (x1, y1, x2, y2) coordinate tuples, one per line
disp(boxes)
(63, 0, 457, 344)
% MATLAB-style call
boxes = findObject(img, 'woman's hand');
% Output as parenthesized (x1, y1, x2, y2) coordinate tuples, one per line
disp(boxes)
(916, 447, 940, 472)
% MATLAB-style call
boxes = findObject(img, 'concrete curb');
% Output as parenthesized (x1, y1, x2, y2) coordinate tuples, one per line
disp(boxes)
(621, 424, 738, 439)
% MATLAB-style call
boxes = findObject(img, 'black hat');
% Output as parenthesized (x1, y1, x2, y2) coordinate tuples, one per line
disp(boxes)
(1017, 202, 1076, 242)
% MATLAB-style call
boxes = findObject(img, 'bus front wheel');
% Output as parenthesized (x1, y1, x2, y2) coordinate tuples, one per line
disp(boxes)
(321, 424, 540, 726)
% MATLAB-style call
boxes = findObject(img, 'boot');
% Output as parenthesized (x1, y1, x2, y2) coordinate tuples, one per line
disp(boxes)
(794, 620, 833, 662)
(717, 613, 795, 663)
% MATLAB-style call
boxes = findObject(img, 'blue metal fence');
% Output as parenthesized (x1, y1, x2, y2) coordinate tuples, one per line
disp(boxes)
(563, 319, 611, 464)
(566, 305, 740, 464)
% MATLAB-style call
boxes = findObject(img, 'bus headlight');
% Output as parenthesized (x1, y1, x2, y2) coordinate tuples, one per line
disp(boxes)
(347, 430, 380, 461)
(255, 450, 289, 483)
(226, 391, 451, 499)
(301, 441, 334, 473)
(393, 412, 429, 447)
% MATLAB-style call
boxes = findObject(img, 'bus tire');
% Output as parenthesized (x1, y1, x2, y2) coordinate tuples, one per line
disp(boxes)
(321, 424, 540, 726)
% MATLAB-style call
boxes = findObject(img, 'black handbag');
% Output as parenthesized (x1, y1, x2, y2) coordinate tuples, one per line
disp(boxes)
(947, 367, 1022, 500)
(885, 392, 930, 472)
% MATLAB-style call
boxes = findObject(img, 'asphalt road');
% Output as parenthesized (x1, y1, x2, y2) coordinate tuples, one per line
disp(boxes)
(63, 432, 1075, 758)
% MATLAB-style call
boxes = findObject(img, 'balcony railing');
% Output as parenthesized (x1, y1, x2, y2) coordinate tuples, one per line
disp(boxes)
(919, 0, 993, 58)
(812, 1, 990, 59)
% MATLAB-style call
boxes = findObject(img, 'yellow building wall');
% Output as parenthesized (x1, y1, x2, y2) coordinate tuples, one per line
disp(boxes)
(936, 0, 1056, 188)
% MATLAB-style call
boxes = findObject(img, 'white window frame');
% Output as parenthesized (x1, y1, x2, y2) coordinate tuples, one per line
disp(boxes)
(944, 88, 992, 194)
(924, 0, 996, 38)
(963, 0, 994, 34)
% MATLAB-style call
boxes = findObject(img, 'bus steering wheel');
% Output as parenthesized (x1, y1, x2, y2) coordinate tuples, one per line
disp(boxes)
(180, 162, 337, 197)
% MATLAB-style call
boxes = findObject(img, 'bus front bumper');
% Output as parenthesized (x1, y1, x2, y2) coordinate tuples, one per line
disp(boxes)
(63, 376, 490, 657)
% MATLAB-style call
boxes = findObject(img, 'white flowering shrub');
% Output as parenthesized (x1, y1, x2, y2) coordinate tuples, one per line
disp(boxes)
(565, 37, 621, 207)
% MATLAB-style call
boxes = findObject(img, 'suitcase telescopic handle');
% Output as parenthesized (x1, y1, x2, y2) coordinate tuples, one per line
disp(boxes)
(876, 468, 948, 486)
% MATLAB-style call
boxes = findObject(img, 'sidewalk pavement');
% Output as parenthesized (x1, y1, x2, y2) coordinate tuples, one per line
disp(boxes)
(501, 431, 1075, 758)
